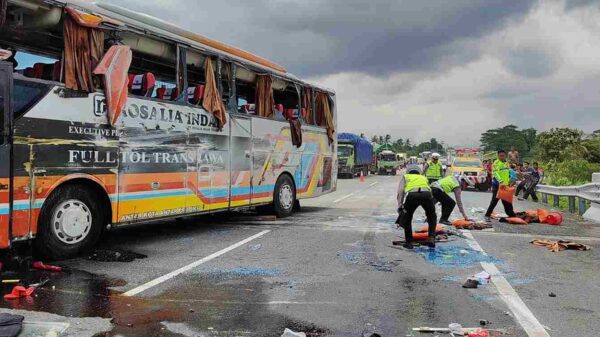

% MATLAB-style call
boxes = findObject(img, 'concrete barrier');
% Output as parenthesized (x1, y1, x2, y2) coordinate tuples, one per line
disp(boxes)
(583, 173, 600, 223)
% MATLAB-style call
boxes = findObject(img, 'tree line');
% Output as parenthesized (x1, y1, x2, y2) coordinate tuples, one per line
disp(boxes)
(367, 134, 446, 156)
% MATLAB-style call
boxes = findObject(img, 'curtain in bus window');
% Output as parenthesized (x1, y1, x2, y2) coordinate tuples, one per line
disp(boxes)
(289, 119, 302, 147)
(63, 14, 104, 92)
(316, 92, 334, 144)
(202, 57, 226, 129)
(0, 0, 7, 29)
(255, 75, 274, 118)
(302, 87, 313, 125)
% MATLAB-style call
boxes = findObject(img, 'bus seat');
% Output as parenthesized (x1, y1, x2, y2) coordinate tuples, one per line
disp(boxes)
(187, 85, 205, 105)
(127, 74, 135, 90)
(52, 61, 62, 82)
(168, 87, 180, 101)
(130, 73, 156, 97)
(33, 63, 45, 78)
(156, 87, 178, 100)
(284, 109, 298, 120)
(23, 67, 34, 78)
(244, 104, 256, 114)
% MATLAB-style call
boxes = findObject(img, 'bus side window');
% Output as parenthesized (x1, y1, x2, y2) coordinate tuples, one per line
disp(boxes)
(186, 50, 207, 106)
(13, 51, 61, 82)
(235, 67, 257, 114)
(273, 79, 299, 122)
(128, 38, 180, 102)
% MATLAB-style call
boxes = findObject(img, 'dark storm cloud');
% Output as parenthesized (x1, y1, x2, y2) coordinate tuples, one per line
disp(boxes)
(105, 0, 535, 77)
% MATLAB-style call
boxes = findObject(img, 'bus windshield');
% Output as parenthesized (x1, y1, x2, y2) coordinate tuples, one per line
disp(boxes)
(453, 160, 482, 168)
(380, 154, 396, 161)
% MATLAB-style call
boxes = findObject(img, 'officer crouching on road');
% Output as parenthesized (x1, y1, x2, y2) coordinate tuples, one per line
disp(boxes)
(431, 176, 471, 225)
(423, 153, 444, 184)
(396, 164, 437, 249)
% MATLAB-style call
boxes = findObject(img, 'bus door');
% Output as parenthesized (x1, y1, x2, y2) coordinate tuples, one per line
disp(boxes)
(0, 62, 13, 248)
(229, 115, 253, 207)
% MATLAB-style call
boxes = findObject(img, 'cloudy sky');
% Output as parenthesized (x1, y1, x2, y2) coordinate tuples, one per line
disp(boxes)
(108, 0, 600, 146)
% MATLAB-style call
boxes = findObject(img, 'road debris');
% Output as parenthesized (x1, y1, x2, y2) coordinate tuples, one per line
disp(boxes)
(31, 262, 62, 272)
(85, 249, 148, 262)
(0, 313, 23, 337)
(282, 328, 306, 337)
(462, 279, 479, 289)
(549, 292, 557, 297)
(449, 322, 463, 335)
(530, 239, 591, 252)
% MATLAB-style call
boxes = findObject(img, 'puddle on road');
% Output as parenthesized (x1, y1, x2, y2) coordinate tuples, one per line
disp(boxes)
(414, 245, 502, 268)
(0, 267, 327, 337)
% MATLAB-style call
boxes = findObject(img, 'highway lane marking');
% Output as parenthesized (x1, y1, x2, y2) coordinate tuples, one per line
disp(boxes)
(462, 231, 550, 337)
(333, 181, 379, 203)
(472, 231, 600, 242)
(333, 192, 355, 203)
(123, 230, 271, 297)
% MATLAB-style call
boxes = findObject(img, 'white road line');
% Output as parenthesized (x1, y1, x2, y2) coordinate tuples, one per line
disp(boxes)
(123, 230, 271, 297)
(462, 231, 550, 337)
(333, 181, 379, 203)
(333, 192, 355, 203)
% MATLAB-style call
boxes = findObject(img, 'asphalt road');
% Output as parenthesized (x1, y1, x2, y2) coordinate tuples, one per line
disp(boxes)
(1, 174, 599, 337)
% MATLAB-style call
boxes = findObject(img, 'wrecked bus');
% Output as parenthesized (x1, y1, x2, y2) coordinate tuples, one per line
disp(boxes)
(0, 0, 337, 259)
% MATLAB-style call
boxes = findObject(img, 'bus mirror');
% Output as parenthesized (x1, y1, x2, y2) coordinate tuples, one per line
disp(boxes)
(93, 45, 132, 126)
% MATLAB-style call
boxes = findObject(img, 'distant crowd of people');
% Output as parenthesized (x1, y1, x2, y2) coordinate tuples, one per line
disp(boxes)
(482, 146, 544, 202)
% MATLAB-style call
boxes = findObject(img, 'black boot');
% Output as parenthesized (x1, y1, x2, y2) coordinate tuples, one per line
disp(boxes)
(422, 236, 436, 248)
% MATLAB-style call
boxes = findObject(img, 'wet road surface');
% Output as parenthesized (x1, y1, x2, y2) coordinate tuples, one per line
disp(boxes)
(1, 175, 599, 336)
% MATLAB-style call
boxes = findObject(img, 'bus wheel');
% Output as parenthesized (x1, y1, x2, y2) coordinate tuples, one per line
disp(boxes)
(36, 184, 104, 260)
(273, 175, 296, 218)
(460, 180, 468, 191)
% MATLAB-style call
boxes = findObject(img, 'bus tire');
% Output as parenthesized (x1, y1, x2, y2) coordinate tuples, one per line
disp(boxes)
(35, 184, 104, 260)
(460, 180, 468, 191)
(273, 175, 296, 218)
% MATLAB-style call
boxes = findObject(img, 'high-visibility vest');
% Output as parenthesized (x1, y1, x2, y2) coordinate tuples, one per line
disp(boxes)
(493, 159, 510, 185)
(426, 161, 442, 179)
(404, 174, 431, 193)
(434, 176, 460, 194)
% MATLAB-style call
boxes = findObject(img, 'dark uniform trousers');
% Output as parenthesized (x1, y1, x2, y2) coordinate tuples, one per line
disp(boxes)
(401, 190, 437, 242)
(431, 187, 455, 222)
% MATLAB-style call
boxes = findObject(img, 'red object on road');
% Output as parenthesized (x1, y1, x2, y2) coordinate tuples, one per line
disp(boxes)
(359, 171, 365, 182)
(545, 212, 563, 226)
(32, 261, 62, 272)
(3, 285, 35, 300)
(468, 329, 498, 337)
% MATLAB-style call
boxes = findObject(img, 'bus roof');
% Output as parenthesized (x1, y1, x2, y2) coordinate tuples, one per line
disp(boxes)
(47, 0, 335, 95)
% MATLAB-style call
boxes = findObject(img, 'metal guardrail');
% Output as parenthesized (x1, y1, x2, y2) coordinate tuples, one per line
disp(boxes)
(536, 173, 600, 217)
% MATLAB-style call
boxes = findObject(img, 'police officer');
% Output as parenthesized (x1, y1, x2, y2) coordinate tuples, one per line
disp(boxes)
(423, 153, 444, 184)
(431, 176, 471, 225)
(485, 150, 517, 221)
(397, 164, 437, 249)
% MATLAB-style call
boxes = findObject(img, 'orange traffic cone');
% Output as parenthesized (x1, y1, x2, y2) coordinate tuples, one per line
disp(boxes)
(359, 170, 365, 182)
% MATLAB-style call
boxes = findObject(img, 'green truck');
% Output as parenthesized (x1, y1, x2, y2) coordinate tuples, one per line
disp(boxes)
(374, 144, 400, 175)
(337, 133, 374, 178)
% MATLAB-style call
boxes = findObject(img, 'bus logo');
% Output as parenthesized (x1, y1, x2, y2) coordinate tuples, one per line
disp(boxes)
(93, 95, 107, 117)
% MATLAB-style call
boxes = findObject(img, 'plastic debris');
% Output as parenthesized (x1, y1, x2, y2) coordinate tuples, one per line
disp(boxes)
(32, 261, 62, 272)
(474, 271, 491, 285)
(281, 328, 306, 337)
(449, 322, 463, 335)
